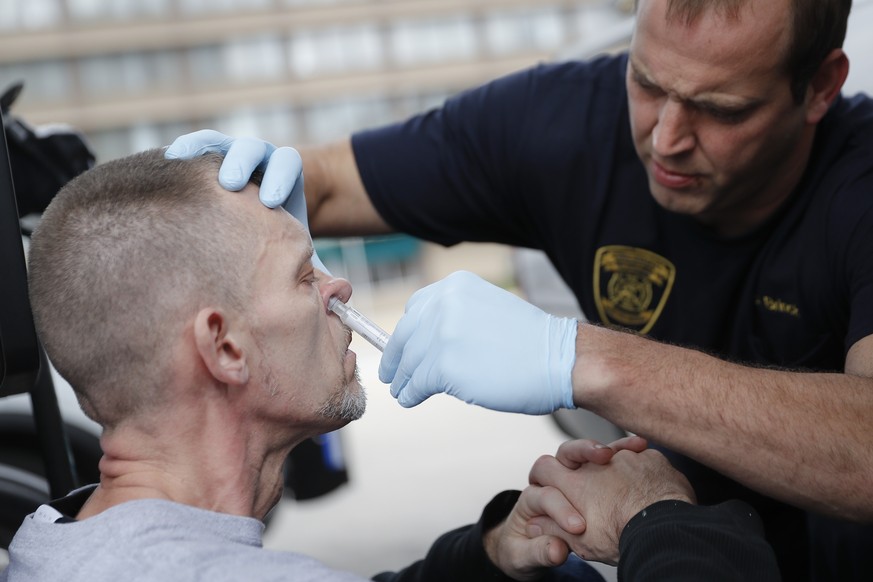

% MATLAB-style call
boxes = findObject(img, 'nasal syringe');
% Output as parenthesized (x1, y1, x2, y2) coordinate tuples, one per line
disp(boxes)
(328, 296, 391, 352)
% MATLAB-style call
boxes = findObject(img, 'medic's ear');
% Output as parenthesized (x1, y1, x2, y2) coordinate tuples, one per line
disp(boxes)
(193, 308, 250, 386)
(806, 48, 850, 124)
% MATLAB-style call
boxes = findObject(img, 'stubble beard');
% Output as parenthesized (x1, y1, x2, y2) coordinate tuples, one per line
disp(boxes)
(318, 366, 366, 422)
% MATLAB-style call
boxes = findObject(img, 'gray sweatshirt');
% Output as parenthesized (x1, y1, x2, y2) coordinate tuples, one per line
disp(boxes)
(1, 493, 366, 582)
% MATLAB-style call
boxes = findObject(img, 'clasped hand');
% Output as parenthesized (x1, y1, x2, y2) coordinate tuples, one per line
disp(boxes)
(524, 436, 694, 567)
(485, 436, 651, 579)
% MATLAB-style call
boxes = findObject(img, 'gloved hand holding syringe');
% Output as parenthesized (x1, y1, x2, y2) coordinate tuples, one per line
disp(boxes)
(329, 296, 391, 352)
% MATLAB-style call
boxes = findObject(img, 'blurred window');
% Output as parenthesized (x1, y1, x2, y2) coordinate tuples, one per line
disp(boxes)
(86, 128, 131, 163)
(179, 0, 272, 16)
(225, 35, 285, 82)
(188, 45, 228, 86)
(215, 105, 299, 144)
(304, 96, 393, 142)
(485, 7, 570, 55)
(68, 0, 171, 23)
(114, 52, 183, 93)
(484, 10, 531, 55)
(80, 52, 183, 97)
(572, 2, 629, 39)
(342, 25, 385, 72)
(529, 8, 566, 51)
(389, 17, 477, 67)
(289, 25, 383, 78)
(128, 123, 164, 152)
(283, 0, 366, 6)
(6, 0, 63, 30)
(0, 61, 72, 104)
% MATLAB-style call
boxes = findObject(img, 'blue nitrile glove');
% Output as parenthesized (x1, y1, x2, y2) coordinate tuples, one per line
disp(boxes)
(379, 271, 578, 415)
(165, 130, 329, 273)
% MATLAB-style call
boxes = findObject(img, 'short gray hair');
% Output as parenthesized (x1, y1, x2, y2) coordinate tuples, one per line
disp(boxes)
(28, 149, 259, 428)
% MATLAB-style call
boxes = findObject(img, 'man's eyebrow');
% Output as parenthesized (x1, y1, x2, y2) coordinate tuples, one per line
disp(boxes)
(629, 57, 763, 111)
(629, 57, 660, 89)
(294, 245, 315, 274)
(629, 58, 654, 84)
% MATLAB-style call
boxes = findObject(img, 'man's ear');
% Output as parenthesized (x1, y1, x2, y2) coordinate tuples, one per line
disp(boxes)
(193, 308, 250, 386)
(806, 48, 850, 124)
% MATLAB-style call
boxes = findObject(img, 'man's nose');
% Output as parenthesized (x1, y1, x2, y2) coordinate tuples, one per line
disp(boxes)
(319, 272, 353, 311)
(652, 99, 695, 157)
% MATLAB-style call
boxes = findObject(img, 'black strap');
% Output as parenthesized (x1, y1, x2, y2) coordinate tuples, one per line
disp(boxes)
(48, 485, 98, 522)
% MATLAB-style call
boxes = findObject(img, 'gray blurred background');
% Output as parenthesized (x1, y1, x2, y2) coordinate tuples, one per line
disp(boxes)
(1, 0, 633, 159)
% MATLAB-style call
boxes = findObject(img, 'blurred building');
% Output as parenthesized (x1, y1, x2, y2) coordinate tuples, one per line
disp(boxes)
(1, 0, 631, 290)
(1, 0, 630, 161)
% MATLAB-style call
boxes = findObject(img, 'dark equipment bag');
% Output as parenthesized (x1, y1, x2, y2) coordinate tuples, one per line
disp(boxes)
(1, 82, 95, 219)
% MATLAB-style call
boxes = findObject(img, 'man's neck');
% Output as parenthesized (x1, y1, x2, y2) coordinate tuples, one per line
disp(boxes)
(76, 404, 296, 521)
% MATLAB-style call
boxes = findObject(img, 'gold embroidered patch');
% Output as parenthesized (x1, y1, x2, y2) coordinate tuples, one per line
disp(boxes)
(593, 246, 676, 335)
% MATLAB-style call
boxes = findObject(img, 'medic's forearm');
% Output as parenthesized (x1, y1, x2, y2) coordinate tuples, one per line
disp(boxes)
(571, 323, 873, 520)
(299, 138, 394, 237)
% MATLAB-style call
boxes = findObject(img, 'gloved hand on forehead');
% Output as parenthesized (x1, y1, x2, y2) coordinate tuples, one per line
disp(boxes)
(165, 130, 329, 273)
(379, 270, 579, 415)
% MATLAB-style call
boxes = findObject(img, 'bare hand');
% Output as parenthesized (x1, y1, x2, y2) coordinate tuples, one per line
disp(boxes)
(527, 448, 695, 565)
(483, 484, 586, 580)
(552, 435, 649, 470)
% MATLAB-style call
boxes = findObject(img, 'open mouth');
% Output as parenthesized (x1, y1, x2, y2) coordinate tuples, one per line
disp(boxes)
(340, 325, 353, 352)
